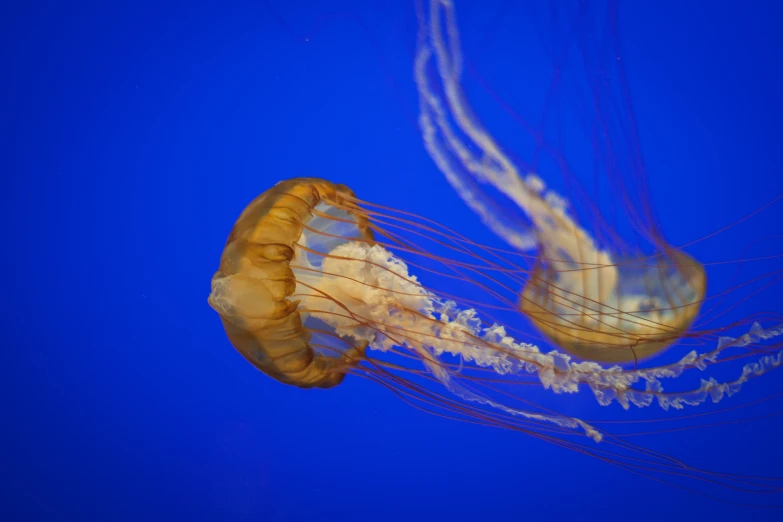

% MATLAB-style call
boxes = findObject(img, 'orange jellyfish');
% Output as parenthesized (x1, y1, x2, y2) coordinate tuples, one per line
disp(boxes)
(209, 0, 783, 503)
(413, 0, 711, 364)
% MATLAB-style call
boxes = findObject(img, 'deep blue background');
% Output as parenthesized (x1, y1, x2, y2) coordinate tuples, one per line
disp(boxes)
(3, 1, 782, 521)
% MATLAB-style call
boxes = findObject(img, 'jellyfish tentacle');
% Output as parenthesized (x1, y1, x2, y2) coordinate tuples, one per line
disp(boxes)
(285, 233, 782, 433)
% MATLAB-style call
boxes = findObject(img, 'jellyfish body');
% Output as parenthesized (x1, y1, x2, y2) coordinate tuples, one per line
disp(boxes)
(208, 179, 373, 388)
(414, 0, 710, 363)
(520, 249, 707, 363)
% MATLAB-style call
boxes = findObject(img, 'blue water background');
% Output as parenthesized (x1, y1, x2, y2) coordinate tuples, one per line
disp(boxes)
(4, 1, 783, 521)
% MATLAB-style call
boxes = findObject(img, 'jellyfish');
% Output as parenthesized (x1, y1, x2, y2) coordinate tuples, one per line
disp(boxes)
(210, 0, 783, 502)
(413, 0, 713, 364)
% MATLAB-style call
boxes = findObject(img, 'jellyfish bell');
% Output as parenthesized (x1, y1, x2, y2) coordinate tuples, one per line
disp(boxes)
(520, 233, 707, 364)
(208, 178, 375, 388)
